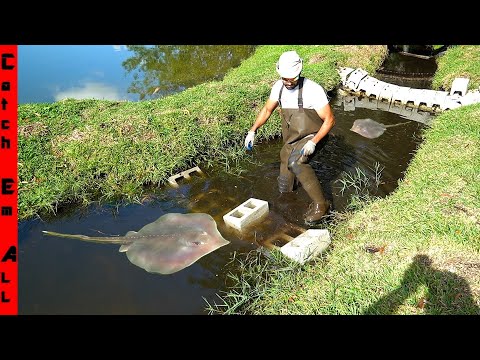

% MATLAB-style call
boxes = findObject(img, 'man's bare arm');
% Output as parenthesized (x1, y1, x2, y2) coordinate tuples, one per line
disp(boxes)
(249, 98, 279, 132)
(312, 103, 335, 144)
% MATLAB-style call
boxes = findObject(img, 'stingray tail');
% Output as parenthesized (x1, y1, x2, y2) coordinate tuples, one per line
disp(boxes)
(389, 121, 411, 128)
(42, 231, 129, 244)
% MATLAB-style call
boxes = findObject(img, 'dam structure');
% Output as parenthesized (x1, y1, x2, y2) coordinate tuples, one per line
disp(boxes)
(338, 67, 480, 125)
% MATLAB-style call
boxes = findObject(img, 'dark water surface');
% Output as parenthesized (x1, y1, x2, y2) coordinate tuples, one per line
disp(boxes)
(19, 90, 432, 314)
(376, 52, 437, 89)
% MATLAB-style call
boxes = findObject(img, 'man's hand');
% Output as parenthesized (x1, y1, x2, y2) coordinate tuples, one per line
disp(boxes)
(301, 140, 316, 156)
(244, 131, 255, 150)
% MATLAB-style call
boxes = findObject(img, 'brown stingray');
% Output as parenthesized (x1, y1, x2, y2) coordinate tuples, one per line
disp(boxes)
(350, 118, 410, 139)
(42, 213, 230, 275)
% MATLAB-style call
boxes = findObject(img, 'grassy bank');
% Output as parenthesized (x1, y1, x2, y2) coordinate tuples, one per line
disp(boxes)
(432, 45, 480, 91)
(18, 45, 387, 220)
(207, 45, 480, 315)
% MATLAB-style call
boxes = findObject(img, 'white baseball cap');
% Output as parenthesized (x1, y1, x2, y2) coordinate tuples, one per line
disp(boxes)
(276, 51, 303, 78)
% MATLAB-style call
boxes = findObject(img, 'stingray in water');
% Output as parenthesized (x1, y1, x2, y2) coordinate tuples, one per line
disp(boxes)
(350, 118, 410, 139)
(42, 213, 230, 275)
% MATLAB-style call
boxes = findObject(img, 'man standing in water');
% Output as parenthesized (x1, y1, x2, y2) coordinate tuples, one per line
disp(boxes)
(244, 50, 336, 224)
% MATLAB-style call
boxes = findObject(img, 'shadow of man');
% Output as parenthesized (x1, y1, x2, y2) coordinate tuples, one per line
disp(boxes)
(363, 254, 479, 315)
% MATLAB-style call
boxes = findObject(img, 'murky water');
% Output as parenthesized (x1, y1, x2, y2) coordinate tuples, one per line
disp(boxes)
(376, 52, 437, 89)
(19, 88, 432, 314)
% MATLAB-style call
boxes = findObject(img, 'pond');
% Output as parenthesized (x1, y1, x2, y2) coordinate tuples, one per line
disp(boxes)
(18, 47, 436, 314)
(18, 45, 256, 104)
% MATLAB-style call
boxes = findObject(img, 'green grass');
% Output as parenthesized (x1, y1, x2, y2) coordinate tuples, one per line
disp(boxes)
(432, 45, 480, 91)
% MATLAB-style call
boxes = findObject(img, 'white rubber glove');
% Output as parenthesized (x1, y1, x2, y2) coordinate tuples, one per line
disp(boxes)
(301, 140, 316, 156)
(244, 131, 255, 150)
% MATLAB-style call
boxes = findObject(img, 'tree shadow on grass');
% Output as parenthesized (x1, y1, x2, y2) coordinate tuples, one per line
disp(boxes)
(363, 254, 480, 315)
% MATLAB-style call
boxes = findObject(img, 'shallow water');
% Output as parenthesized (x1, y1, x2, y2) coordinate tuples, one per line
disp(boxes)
(19, 91, 431, 314)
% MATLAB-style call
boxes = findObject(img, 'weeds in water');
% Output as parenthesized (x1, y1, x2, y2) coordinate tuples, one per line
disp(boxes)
(372, 161, 384, 187)
(335, 162, 384, 196)
(203, 249, 303, 315)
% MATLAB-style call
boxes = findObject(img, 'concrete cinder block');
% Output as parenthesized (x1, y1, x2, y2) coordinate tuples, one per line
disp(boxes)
(407, 108, 435, 126)
(415, 89, 442, 108)
(345, 68, 369, 91)
(168, 166, 203, 188)
(223, 198, 269, 231)
(338, 67, 355, 86)
(378, 83, 402, 103)
(357, 77, 388, 100)
(405, 88, 424, 107)
(430, 91, 449, 110)
(280, 229, 331, 264)
(391, 87, 412, 107)
(450, 77, 469, 97)
(460, 90, 480, 106)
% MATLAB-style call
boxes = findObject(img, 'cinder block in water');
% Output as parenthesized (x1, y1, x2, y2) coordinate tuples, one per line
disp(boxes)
(168, 166, 203, 188)
(223, 198, 269, 231)
(280, 229, 331, 264)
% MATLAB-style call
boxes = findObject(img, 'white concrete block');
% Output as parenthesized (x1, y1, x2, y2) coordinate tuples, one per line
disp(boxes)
(377, 98, 391, 111)
(404, 88, 424, 107)
(280, 229, 331, 264)
(442, 97, 462, 110)
(388, 103, 404, 115)
(415, 89, 441, 108)
(405, 108, 435, 126)
(223, 198, 269, 231)
(338, 67, 355, 86)
(430, 91, 449, 110)
(345, 68, 369, 91)
(378, 83, 402, 103)
(450, 77, 469, 97)
(357, 76, 387, 99)
(460, 90, 480, 106)
(391, 87, 412, 106)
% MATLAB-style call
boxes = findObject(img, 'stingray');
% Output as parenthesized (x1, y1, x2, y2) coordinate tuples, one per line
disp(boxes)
(42, 213, 230, 275)
(350, 118, 410, 139)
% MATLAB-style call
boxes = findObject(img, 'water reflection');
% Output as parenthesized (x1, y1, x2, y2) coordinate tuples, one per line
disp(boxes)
(123, 45, 256, 100)
(333, 93, 435, 125)
(18, 45, 256, 104)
